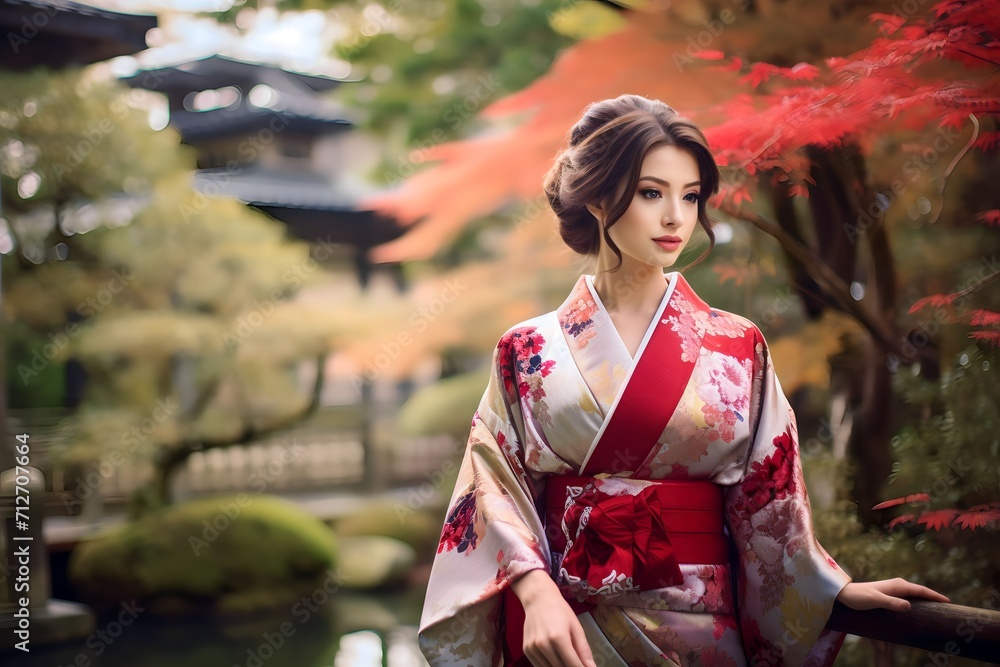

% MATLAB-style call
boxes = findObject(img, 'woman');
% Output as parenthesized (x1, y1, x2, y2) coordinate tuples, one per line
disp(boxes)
(418, 94, 947, 667)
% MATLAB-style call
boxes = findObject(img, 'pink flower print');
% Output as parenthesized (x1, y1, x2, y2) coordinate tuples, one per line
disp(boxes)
(562, 296, 598, 346)
(498, 327, 556, 399)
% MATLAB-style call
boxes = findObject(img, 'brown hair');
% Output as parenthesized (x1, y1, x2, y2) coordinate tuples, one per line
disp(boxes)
(543, 94, 720, 271)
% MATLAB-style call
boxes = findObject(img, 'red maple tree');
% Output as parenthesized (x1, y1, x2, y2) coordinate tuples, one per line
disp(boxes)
(364, 0, 1000, 522)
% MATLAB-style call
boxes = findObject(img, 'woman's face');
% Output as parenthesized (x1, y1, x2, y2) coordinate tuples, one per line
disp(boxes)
(590, 144, 702, 272)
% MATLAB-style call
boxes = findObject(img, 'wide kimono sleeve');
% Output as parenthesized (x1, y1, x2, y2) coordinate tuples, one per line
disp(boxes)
(418, 333, 553, 667)
(724, 329, 853, 667)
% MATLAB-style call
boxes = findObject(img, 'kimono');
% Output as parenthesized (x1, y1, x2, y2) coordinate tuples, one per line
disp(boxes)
(418, 270, 852, 667)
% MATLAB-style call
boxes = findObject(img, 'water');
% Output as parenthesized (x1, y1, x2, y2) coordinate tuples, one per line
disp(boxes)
(4, 588, 429, 667)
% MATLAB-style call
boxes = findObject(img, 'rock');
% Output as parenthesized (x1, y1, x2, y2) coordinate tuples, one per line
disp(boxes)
(334, 500, 443, 559)
(69, 494, 338, 616)
(336, 535, 416, 590)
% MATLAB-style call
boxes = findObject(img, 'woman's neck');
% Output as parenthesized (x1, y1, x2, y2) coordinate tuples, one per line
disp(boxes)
(591, 255, 670, 314)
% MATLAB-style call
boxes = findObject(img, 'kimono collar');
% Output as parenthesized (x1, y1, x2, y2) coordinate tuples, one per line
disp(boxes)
(555, 270, 711, 358)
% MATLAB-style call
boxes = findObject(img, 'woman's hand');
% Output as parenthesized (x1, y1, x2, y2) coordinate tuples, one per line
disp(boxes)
(835, 578, 950, 612)
(510, 569, 597, 667)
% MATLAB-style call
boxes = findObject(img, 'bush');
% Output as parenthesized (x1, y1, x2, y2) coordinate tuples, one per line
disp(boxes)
(69, 494, 339, 616)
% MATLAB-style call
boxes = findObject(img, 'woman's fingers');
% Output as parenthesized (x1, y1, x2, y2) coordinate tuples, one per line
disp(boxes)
(531, 635, 582, 667)
(570, 620, 597, 667)
(876, 578, 951, 604)
(553, 633, 587, 667)
(886, 578, 951, 603)
(526, 646, 553, 667)
(874, 591, 911, 612)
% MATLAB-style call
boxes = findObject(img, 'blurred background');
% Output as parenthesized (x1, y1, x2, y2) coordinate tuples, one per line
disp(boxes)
(0, 0, 997, 665)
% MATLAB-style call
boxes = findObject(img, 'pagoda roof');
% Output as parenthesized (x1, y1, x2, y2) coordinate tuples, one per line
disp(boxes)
(121, 54, 355, 97)
(172, 104, 351, 143)
(194, 168, 360, 210)
(192, 168, 403, 246)
(0, 0, 156, 70)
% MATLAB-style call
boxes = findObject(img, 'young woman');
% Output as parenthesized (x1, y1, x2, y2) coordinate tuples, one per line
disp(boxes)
(417, 94, 947, 667)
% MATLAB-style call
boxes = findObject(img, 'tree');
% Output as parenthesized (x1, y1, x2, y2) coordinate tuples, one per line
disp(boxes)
(1, 68, 374, 509)
(357, 0, 1000, 525)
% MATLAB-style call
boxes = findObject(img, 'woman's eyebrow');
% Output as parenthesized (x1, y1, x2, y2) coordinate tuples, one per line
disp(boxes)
(639, 176, 701, 188)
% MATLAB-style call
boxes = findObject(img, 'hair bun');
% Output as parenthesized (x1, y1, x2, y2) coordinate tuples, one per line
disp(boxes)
(544, 150, 601, 256)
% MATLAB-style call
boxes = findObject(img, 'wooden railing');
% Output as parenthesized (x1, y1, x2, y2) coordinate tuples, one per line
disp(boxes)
(828, 600, 1000, 663)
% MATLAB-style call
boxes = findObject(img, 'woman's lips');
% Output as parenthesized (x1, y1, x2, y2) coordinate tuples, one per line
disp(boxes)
(653, 236, 681, 251)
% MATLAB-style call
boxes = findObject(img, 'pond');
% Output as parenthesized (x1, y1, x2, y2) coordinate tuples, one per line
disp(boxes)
(8, 586, 430, 667)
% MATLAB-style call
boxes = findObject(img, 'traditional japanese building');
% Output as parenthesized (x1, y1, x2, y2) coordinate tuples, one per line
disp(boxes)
(0, 0, 156, 70)
(121, 54, 404, 288)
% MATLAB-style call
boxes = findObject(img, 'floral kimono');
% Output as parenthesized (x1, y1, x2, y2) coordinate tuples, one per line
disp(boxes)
(419, 271, 852, 667)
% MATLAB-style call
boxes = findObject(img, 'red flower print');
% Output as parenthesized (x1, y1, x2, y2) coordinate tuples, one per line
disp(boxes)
(437, 489, 479, 554)
(498, 327, 556, 399)
(740, 426, 797, 514)
(700, 644, 739, 667)
(712, 613, 739, 640)
(742, 618, 781, 665)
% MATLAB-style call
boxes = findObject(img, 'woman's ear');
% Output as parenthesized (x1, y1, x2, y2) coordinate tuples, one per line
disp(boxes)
(585, 202, 603, 222)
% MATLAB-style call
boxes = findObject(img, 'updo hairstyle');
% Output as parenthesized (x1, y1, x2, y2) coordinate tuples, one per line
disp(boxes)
(543, 94, 721, 271)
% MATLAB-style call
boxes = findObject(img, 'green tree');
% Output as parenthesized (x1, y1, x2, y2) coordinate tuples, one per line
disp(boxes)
(1, 68, 369, 510)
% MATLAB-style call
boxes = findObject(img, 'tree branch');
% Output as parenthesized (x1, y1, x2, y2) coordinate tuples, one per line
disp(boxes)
(717, 202, 908, 359)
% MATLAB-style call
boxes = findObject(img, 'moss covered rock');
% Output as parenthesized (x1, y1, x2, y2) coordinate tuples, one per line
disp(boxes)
(334, 500, 443, 559)
(396, 369, 489, 440)
(69, 494, 338, 616)
(336, 535, 416, 590)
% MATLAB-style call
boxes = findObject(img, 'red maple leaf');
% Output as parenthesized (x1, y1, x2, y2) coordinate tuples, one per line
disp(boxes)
(692, 49, 726, 60)
(741, 62, 781, 88)
(872, 492, 932, 510)
(975, 209, 1000, 226)
(869, 12, 907, 36)
(969, 330, 1000, 347)
(916, 509, 960, 531)
(953, 508, 1000, 531)
(908, 293, 958, 314)
(887, 513, 916, 530)
(968, 310, 1000, 327)
(973, 132, 1000, 152)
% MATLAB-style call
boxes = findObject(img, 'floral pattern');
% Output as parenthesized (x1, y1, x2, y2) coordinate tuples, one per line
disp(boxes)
(559, 284, 599, 347)
(436, 488, 479, 554)
(735, 425, 797, 517)
(497, 326, 556, 400)
(665, 289, 753, 362)
(419, 272, 851, 667)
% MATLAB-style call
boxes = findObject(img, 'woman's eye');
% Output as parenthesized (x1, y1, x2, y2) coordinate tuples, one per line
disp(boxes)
(684, 192, 700, 203)
(640, 188, 661, 199)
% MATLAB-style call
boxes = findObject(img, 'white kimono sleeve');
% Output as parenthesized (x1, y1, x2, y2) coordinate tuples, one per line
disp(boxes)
(418, 333, 553, 667)
(724, 331, 852, 667)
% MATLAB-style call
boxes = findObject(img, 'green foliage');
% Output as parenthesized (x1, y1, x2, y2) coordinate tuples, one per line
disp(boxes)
(329, 0, 573, 151)
(1, 67, 380, 506)
(811, 345, 1000, 666)
(4, 321, 66, 407)
(69, 494, 339, 615)
(0, 68, 185, 214)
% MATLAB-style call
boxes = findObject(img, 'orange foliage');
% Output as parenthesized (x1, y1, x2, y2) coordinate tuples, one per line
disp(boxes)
(365, 1, 1000, 263)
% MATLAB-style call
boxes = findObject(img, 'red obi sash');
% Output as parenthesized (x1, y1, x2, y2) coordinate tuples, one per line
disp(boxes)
(501, 475, 729, 666)
(546, 475, 729, 594)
